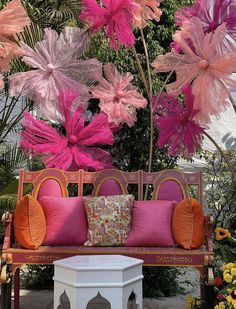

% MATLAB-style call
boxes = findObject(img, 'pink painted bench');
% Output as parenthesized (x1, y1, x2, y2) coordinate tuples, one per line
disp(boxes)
(0, 168, 214, 309)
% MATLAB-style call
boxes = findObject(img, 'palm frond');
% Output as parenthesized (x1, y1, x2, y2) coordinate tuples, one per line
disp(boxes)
(0, 143, 27, 171)
(0, 194, 18, 212)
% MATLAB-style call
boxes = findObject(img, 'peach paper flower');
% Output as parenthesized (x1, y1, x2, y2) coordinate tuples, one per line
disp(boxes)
(153, 18, 236, 124)
(0, 0, 31, 86)
(92, 63, 147, 127)
(132, 0, 162, 29)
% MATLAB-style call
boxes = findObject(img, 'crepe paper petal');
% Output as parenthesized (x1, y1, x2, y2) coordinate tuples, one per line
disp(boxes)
(152, 85, 205, 158)
(91, 63, 147, 127)
(0, 0, 30, 85)
(9, 27, 102, 123)
(21, 90, 114, 171)
(175, 0, 236, 42)
(132, 0, 162, 29)
(152, 18, 236, 124)
(80, 0, 135, 49)
(0, 0, 31, 36)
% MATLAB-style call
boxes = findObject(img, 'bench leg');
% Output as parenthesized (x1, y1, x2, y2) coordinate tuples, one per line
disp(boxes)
(203, 256, 215, 309)
(1, 280, 12, 309)
(14, 268, 20, 309)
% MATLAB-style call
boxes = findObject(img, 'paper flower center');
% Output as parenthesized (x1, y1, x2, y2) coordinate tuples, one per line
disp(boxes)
(68, 135, 78, 145)
(114, 91, 123, 103)
(46, 63, 55, 73)
(198, 60, 209, 69)
(208, 21, 218, 31)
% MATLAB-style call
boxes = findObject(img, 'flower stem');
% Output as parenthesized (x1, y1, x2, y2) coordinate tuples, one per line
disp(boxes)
(204, 131, 235, 181)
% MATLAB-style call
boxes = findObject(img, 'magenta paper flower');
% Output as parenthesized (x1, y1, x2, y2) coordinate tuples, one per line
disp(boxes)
(152, 18, 236, 124)
(132, 0, 162, 29)
(175, 0, 236, 41)
(80, 0, 135, 49)
(0, 0, 31, 87)
(21, 90, 114, 171)
(152, 85, 205, 158)
(9, 27, 102, 122)
(91, 63, 147, 127)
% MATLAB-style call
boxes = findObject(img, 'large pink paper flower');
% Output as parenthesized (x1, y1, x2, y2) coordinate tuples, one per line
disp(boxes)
(152, 18, 236, 124)
(21, 90, 114, 171)
(0, 0, 31, 87)
(80, 0, 135, 49)
(152, 85, 205, 158)
(91, 63, 147, 127)
(175, 0, 236, 41)
(9, 27, 102, 122)
(132, 0, 162, 29)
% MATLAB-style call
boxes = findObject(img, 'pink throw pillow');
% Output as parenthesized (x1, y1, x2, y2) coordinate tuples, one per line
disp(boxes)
(125, 200, 176, 247)
(40, 196, 88, 245)
(37, 179, 63, 204)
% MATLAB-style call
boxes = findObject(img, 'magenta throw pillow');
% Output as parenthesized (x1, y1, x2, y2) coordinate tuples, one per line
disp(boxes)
(125, 200, 176, 247)
(40, 196, 88, 245)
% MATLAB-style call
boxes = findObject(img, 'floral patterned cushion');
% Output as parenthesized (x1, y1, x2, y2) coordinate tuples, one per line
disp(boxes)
(83, 195, 134, 246)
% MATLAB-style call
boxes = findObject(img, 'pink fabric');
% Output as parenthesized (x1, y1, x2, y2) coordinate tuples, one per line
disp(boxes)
(80, 0, 135, 49)
(9, 27, 102, 122)
(152, 18, 236, 124)
(125, 200, 176, 247)
(98, 179, 123, 196)
(175, 0, 236, 42)
(152, 85, 205, 158)
(92, 63, 147, 127)
(40, 196, 88, 245)
(37, 179, 63, 204)
(132, 0, 162, 29)
(157, 181, 184, 203)
(0, 0, 30, 87)
(21, 90, 114, 171)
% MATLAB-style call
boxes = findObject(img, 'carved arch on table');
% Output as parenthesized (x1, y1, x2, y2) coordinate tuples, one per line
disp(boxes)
(152, 170, 189, 201)
(92, 169, 129, 196)
(86, 292, 111, 308)
(31, 168, 69, 199)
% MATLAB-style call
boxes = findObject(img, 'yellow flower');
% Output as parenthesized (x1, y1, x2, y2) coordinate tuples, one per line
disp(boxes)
(226, 295, 236, 305)
(226, 263, 235, 270)
(227, 288, 233, 294)
(231, 268, 236, 276)
(215, 227, 231, 240)
(219, 302, 225, 309)
(224, 273, 233, 283)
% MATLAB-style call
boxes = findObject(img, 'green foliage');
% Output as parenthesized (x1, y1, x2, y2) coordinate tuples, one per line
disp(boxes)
(21, 265, 54, 289)
(143, 267, 185, 297)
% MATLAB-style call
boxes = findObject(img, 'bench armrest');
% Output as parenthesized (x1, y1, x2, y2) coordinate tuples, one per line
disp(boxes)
(1, 212, 13, 250)
(205, 214, 214, 252)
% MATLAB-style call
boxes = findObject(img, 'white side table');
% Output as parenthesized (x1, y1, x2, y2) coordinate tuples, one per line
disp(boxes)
(53, 255, 143, 309)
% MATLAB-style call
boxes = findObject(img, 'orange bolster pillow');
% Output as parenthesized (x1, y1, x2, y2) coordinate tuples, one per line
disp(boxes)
(14, 194, 46, 249)
(172, 198, 205, 249)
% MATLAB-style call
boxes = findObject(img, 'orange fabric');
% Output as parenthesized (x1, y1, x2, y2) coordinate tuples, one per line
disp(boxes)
(172, 198, 205, 249)
(14, 194, 46, 249)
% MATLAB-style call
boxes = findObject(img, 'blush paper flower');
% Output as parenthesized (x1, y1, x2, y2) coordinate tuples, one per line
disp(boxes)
(9, 27, 102, 122)
(80, 0, 135, 49)
(0, 0, 31, 87)
(175, 0, 236, 41)
(152, 85, 205, 158)
(153, 18, 236, 124)
(132, 0, 162, 29)
(21, 90, 114, 171)
(92, 63, 147, 127)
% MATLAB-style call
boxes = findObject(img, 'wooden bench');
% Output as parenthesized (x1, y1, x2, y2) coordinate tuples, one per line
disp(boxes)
(0, 168, 215, 309)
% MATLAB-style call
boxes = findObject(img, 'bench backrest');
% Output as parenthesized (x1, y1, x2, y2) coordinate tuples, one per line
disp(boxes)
(18, 168, 203, 205)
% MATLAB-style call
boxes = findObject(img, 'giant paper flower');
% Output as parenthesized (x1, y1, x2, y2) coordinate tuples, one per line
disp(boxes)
(80, 0, 135, 49)
(152, 85, 205, 158)
(152, 18, 236, 124)
(9, 27, 102, 122)
(175, 0, 236, 41)
(91, 63, 147, 127)
(0, 0, 31, 87)
(132, 0, 162, 29)
(21, 90, 114, 171)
